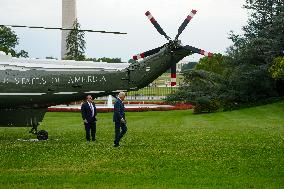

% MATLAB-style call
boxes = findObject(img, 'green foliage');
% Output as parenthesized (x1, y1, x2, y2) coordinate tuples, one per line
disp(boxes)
(243, 0, 283, 39)
(0, 26, 28, 58)
(227, 36, 274, 65)
(195, 53, 226, 75)
(167, 56, 278, 112)
(0, 101, 284, 188)
(221, 64, 278, 110)
(86, 57, 122, 63)
(65, 19, 86, 61)
(193, 97, 221, 114)
(166, 69, 223, 113)
(269, 56, 284, 79)
(181, 61, 197, 72)
(167, 56, 226, 113)
(229, 0, 284, 63)
(167, 0, 284, 112)
(224, 0, 284, 99)
(98, 57, 122, 63)
(223, 0, 284, 103)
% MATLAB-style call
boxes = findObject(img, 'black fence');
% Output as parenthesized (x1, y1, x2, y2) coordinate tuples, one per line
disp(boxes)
(95, 87, 179, 101)
(127, 86, 178, 97)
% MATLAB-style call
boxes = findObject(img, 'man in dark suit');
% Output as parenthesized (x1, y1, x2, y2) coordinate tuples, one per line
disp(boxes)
(113, 92, 127, 147)
(81, 95, 97, 142)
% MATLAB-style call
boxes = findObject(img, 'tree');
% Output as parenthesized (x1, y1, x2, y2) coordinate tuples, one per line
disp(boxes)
(220, 64, 277, 110)
(97, 57, 122, 63)
(0, 26, 28, 57)
(228, 0, 284, 63)
(65, 19, 86, 61)
(270, 56, 284, 96)
(243, 0, 283, 39)
(269, 56, 284, 79)
(167, 0, 284, 112)
(86, 57, 123, 63)
(220, 0, 284, 104)
(166, 69, 223, 113)
(181, 62, 197, 72)
(195, 54, 226, 75)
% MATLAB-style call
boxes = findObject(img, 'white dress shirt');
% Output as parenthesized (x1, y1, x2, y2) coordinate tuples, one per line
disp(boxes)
(88, 102, 94, 117)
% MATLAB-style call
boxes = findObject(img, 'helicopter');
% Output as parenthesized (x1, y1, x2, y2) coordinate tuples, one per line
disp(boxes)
(0, 10, 213, 140)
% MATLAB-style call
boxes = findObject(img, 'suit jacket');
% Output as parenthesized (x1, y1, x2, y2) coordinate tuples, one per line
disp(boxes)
(81, 101, 97, 123)
(113, 98, 125, 123)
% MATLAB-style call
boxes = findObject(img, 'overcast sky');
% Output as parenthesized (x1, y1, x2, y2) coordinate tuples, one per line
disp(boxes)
(0, 0, 248, 62)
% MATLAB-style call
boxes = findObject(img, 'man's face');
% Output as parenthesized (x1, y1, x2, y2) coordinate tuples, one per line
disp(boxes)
(87, 96, 93, 102)
(120, 95, 125, 101)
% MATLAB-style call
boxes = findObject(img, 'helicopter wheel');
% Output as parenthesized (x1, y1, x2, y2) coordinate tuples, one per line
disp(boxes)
(37, 130, 48, 140)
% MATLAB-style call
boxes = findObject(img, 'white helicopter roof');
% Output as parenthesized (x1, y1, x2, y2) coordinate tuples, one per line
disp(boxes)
(0, 52, 130, 72)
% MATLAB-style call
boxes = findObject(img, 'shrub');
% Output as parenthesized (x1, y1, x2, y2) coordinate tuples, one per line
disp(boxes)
(193, 97, 221, 114)
(269, 56, 284, 79)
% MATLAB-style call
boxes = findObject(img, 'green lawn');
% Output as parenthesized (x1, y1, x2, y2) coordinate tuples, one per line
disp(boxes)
(154, 73, 184, 85)
(0, 101, 284, 188)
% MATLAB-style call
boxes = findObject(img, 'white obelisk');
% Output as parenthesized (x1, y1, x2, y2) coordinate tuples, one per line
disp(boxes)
(61, 0, 77, 59)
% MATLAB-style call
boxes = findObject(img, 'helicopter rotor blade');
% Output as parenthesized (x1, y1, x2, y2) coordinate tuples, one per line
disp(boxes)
(175, 10, 197, 40)
(133, 46, 164, 60)
(145, 11, 171, 41)
(184, 45, 213, 57)
(0, 25, 127, 35)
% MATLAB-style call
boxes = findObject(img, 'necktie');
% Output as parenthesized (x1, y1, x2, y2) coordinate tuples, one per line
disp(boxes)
(89, 102, 94, 117)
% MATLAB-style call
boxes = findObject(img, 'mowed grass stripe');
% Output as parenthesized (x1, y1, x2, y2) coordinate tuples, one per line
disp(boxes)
(0, 101, 283, 188)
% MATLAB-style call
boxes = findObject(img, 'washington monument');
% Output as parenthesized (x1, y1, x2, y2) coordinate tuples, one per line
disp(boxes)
(61, 0, 77, 59)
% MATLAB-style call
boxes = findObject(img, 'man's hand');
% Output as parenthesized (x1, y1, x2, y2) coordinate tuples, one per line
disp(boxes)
(121, 118, 126, 124)
(84, 119, 88, 124)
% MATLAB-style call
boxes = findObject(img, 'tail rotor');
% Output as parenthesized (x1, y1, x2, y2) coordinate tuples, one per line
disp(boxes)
(132, 9, 214, 86)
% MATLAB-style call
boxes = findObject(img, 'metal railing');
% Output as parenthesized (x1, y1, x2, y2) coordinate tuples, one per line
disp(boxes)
(127, 86, 178, 97)
(96, 86, 178, 101)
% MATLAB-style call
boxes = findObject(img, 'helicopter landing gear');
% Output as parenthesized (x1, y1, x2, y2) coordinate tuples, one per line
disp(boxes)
(29, 124, 49, 141)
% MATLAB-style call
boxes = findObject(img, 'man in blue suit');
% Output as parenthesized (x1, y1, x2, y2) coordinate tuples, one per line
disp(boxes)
(81, 95, 97, 142)
(113, 92, 127, 147)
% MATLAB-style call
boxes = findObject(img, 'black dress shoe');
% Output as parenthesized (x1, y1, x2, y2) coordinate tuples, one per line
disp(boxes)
(92, 139, 96, 142)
